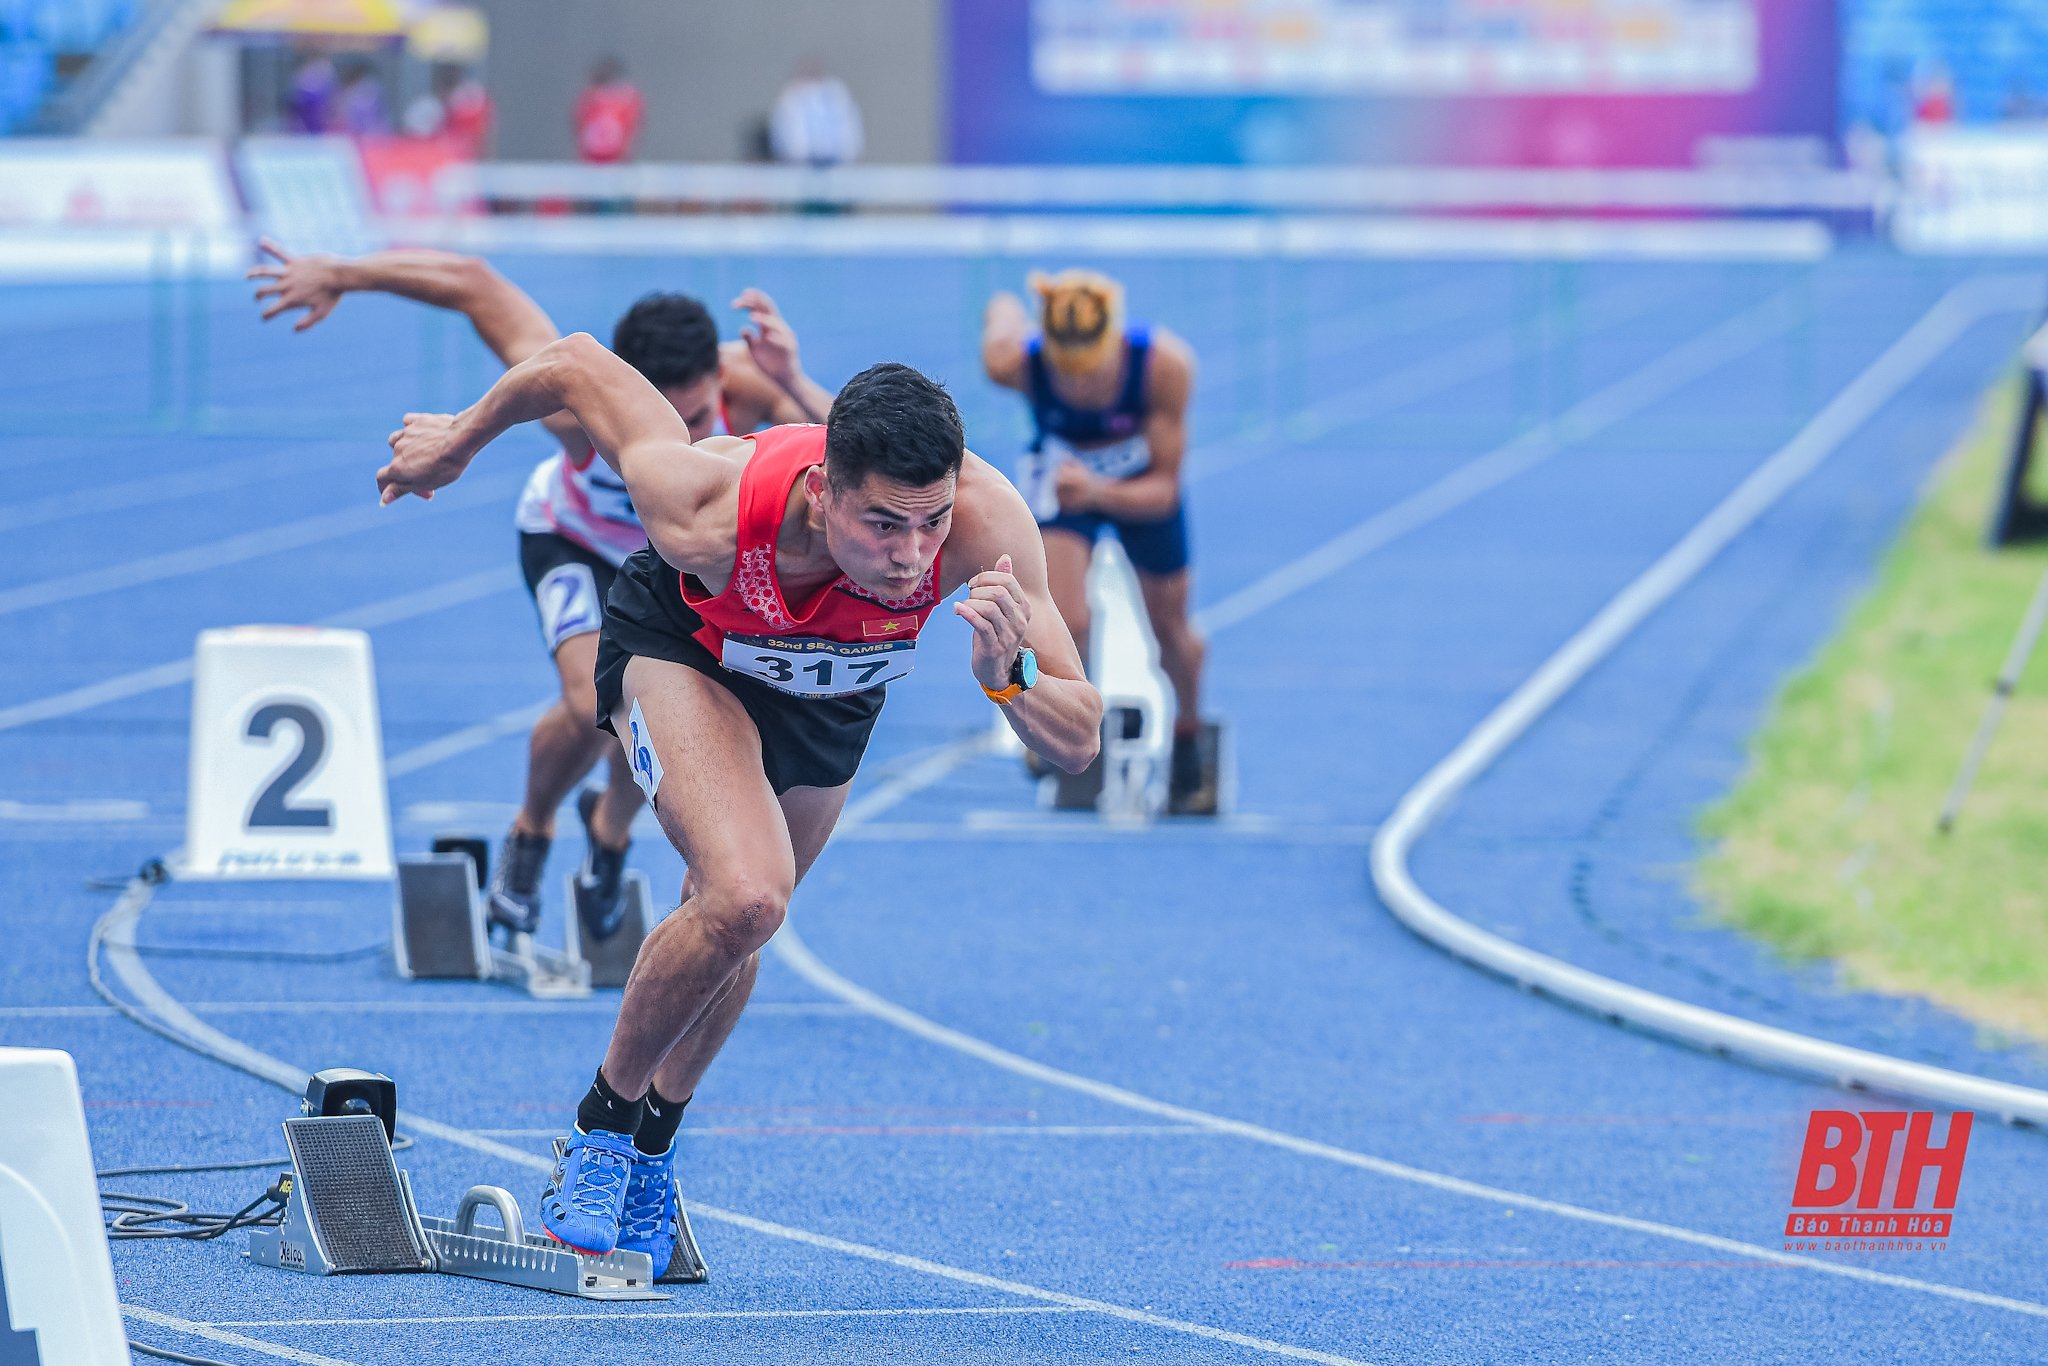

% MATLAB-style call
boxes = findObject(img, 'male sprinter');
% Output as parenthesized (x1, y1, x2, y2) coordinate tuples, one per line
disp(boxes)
(249, 240, 834, 938)
(980, 268, 1219, 814)
(379, 339, 1101, 1265)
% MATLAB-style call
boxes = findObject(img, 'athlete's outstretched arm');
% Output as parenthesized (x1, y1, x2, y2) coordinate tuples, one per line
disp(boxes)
(980, 291, 1033, 392)
(380, 333, 730, 566)
(947, 458, 1103, 773)
(248, 238, 585, 448)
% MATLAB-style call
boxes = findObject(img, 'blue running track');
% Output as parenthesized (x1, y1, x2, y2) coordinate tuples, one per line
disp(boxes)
(2, 246, 2044, 1364)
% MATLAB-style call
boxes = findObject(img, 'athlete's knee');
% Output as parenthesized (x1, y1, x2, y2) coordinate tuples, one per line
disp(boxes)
(560, 672, 599, 724)
(693, 873, 791, 957)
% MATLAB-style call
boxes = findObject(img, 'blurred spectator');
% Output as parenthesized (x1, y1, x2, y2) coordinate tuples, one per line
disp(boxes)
(336, 60, 389, 136)
(288, 55, 336, 134)
(1913, 61, 1956, 125)
(769, 59, 863, 167)
(405, 64, 493, 155)
(441, 66, 494, 157)
(575, 56, 643, 164)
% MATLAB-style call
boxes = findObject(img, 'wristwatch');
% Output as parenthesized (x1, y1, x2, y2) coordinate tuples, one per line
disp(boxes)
(982, 647, 1039, 705)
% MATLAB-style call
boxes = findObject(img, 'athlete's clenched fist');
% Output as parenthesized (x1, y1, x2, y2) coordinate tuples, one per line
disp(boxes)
(955, 553, 1031, 691)
(378, 411, 473, 505)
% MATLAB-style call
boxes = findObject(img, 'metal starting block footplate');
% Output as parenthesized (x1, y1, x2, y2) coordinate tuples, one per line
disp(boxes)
(246, 1115, 434, 1276)
(393, 850, 590, 998)
(563, 868, 653, 988)
(420, 1185, 668, 1301)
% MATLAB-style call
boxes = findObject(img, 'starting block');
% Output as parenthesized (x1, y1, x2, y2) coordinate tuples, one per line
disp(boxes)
(249, 1074, 706, 1299)
(565, 868, 654, 988)
(392, 835, 657, 999)
(392, 842, 590, 998)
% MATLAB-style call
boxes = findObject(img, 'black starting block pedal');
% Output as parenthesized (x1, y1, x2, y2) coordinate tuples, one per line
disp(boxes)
(563, 869, 654, 989)
(393, 845, 590, 998)
(246, 1114, 434, 1276)
(1166, 719, 1232, 818)
(1051, 703, 1155, 816)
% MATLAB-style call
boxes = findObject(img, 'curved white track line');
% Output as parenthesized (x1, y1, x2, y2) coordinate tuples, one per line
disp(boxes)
(1370, 274, 2048, 1125)
(92, 883, 1375, 1366)
(771, 925, 2048, 1320)
(123, 1304, 360, 1366)
(763, 272, 2048, 1321)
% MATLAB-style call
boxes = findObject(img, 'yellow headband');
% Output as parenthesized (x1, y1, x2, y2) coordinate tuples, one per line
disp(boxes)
(1029, 269, 1125, 377)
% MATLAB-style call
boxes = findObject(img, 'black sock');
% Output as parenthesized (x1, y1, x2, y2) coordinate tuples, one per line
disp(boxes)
(635, 1085, 690, 1156)
(575, 1067, 644, 1138)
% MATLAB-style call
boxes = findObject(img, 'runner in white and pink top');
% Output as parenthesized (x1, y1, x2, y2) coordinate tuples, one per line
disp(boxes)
(514, 399, 730, 569)
(247, 239, 836, 939)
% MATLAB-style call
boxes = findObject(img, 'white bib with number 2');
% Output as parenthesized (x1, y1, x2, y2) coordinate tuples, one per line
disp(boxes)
(721, 632, 916, 698)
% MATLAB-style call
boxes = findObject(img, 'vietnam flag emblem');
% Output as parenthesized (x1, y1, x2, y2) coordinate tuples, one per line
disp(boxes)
(863, 616, 917, 639)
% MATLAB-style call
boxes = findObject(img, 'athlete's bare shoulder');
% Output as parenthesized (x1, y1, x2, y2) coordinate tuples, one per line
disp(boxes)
(939, 451, 1035, 594)
(1145, 327, 1196, 405)
(694, 433, 754, 463)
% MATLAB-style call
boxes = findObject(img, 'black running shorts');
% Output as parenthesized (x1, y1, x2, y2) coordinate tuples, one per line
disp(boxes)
(594, 545, 887, 795)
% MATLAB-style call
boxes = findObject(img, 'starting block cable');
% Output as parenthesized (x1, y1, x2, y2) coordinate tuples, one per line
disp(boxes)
(81, 857, 415, 1365)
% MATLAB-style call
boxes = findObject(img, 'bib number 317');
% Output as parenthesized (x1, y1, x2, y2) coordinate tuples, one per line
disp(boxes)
(722, 633, 915, 697)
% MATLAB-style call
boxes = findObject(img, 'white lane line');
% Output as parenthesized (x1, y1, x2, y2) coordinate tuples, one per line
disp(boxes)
(0, 445, 364, 533)
(466, 1123, 1208, 1140)
(96, 887, 1377, 1366)
(123, 1304, 360, 1366)
(1194, 285, 1804, 635)
(386, 698, 553, 777)
(772, 925, 2048, 1321)
(0, 565, 515, 733)
(754, 279, 2048, 1324)
(0, 470, 523, 620)
(0, 797, 148, 821)
(211, 1305, 1088, 1327)
(1370, 273, 2048, 1125)
(833, 811, 1373, 844)
(0, 999, 856, 1019)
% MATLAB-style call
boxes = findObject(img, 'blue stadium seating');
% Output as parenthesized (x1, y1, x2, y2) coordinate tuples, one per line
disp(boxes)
(1845, 0, 2048, 126)
(0, 0, 144, 131)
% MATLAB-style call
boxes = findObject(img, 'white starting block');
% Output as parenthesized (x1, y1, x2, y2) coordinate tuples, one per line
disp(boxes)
(0, 1049, 130, 1366)
(1018, 541, 1230, 818)
(392, 838, 654, 998)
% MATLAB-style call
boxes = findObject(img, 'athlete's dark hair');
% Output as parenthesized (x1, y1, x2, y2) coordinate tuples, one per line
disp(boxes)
(824, 363, 965, 490)
(610, 292, 719, 390)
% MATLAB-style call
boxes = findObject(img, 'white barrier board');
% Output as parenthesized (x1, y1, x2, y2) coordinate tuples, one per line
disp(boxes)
(184, 626, 394, 880)
(0, 1048, 128, 1365)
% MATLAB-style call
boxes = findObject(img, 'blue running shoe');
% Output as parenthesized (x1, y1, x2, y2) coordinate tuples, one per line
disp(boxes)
(616, 1146, 678, 1274)
(538, 1128, 636, 1255)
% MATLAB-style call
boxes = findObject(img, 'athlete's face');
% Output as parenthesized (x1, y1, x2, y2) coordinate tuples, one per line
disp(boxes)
(660, 371, 723, 438)
(812, 468, 955, 597)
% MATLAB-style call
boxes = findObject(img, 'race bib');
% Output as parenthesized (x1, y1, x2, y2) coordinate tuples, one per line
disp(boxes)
(533, 562, 603, 652)
(1049, 434, 1152, 482)
(579, 467, 637, 524)
(720, 632, 916, 697)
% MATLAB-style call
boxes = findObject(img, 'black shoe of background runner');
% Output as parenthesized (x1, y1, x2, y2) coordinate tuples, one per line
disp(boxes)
(576, 788, 631, 941)
(488, 827, 549, 937)
(1167, 725, 1221, 817)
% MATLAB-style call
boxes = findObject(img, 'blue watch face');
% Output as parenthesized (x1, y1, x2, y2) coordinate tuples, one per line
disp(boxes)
(1016, 647, 1040, 689)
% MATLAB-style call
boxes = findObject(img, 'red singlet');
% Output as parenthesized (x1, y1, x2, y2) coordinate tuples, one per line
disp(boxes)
(681, 425, 942, 698)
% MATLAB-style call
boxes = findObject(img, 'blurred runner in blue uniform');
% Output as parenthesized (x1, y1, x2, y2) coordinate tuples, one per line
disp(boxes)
(981, 269, 1218, 814)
